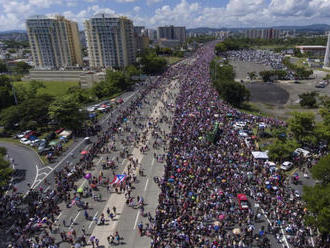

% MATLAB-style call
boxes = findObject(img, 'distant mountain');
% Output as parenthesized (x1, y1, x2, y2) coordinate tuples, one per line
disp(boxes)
(187, 27, 227, 33)
(273, 24, 330, 31)
(0, 30, 26, 34)
(188, 24, 330, 33)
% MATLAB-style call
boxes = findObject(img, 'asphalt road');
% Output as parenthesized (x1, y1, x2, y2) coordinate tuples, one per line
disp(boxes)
(48, 77, 179, 248)
(0, 81, 149, 196)
(0, 141, 41, 194)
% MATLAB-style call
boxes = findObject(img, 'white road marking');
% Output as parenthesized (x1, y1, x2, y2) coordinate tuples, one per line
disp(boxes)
(281, 227, 290, 248)
(30, 164, 39, 189)
(70, 212, 81, 227)
(133, 210, 140, 230)
(54, 213, 62, 223)
(89, 211, 98, 229)
(32, 138, 86, 189)
(309, 227, 315, 247)
(144, 178, 149, 191)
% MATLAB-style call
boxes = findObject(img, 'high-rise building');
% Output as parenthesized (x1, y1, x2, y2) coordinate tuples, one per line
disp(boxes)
(26, 15, 83, 69)
(244, 28, 280, 40)
(146, 29, 157, 41)
(134, 26, 149, 53)
(84, 14, 136, 69)
(323, 33, 330, 68)
(157, 26, 186, 43)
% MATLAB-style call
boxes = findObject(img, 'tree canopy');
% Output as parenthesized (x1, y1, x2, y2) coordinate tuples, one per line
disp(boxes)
(48, 95, 86, 130)
(299, 91, 318, 108)
(210, 60, 250, 107)
(139, 49, 167, 74)
(289, 112, 316, 145)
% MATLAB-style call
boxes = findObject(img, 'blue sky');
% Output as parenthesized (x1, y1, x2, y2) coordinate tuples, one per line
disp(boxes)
(0, 0, 329, 31)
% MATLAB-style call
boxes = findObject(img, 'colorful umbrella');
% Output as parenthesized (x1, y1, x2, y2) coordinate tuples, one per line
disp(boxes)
(81, 150, 88, 155)
(77, 187, 83, 193)
(84, 173, 92, 179)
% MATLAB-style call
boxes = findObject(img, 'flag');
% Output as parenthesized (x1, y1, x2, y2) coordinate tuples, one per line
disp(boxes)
(110, 174, 127, 185)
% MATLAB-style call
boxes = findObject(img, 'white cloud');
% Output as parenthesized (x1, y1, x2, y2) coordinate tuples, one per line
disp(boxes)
(116, 0, 136, 2)
(149, 0, 200, 26)
(147, 0, 162, 6)
(29, 0, 62, 8)
(133, 6, 141, 12)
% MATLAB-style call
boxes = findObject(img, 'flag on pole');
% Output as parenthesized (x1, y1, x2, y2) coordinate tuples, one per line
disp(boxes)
(110, 174, 127, 185)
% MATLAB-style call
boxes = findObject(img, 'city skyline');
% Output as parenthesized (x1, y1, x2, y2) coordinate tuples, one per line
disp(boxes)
(1, 0, 330, 31)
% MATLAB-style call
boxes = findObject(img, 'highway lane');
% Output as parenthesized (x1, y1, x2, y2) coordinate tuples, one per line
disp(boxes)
(31, 87, 145, 192)
(49, 77, 178, 247)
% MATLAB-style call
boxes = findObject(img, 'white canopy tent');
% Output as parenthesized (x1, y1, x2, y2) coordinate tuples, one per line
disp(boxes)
(252, 151, 269, 160)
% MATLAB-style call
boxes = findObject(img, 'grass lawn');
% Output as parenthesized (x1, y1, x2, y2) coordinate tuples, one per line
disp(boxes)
(13, 81, 79, 97)
(164, 56, 183, 65)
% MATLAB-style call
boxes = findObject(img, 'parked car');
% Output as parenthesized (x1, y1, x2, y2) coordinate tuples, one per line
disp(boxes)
(20, 138, 31, 145)
(24, 131, 37, 139)
(16, 130, 31, 139)
(30, 139, 41, 147)
(280, 161, 293, 171)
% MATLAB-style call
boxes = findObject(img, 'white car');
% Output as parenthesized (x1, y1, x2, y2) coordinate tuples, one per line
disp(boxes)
(16, 130, 31, 139)
(239, 130, 248, 137)
(280, 161, 293, 171)
(30, 139, 40, 146)
(20, 138, 32, 145)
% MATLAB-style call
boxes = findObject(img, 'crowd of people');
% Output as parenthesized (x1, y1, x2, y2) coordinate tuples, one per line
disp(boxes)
(227, 49, 286, 70)
(145, 43, 321, 248)
(0, 42, 326, 248)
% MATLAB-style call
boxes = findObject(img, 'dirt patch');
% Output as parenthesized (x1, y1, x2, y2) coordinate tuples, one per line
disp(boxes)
(246, 82, 289, 105)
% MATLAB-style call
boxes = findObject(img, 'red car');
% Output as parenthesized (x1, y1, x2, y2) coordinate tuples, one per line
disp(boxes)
(24, 131, 37, 139)
(237, 194, 249, 210)
(55, 128, 65, 135)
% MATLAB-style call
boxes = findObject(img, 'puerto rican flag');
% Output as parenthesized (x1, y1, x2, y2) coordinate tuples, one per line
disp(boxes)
(110, 174, 127, 185)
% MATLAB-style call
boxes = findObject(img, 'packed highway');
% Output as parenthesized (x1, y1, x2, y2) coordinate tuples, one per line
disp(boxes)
(1, 43, 322, 248)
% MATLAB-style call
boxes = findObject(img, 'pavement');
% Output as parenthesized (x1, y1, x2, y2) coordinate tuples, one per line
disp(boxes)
(0, 141, 41, 194)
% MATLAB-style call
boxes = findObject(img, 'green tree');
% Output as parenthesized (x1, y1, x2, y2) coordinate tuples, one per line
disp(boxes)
(140, 49, 167, 74)
(303, 184, 330, 234)
(311, 154, 330, 185)
(215, 42, 227, 54)
(299, 91, 318, 108)
(289, 112, 316, 145)
(247, 71, 257, 80)
(49, 95, 86, 130)
(14, 61, 31, 75)
(0, 61, 8, 73)
(215, 80, 250, 107)
(0, 94, 53, 130)
(0, 75, 14, 111)
(268, 139, 298, 162)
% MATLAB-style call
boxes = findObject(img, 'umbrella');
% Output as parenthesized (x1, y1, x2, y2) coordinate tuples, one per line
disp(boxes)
(232, 228, 241, 235)
(81, 150, 88, 155)
(168, 178, 174, 183)
(77, 187, 83, 193)
(90, 184, 97, 189)
(214, 221, 220, 226)
(218, 214, 225, 220)
(84, 173, 92, 179)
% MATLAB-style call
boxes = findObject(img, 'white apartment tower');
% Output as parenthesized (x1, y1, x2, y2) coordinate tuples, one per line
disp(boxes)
(84, 14, 136, 69)
(26, 15, 83, 69)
